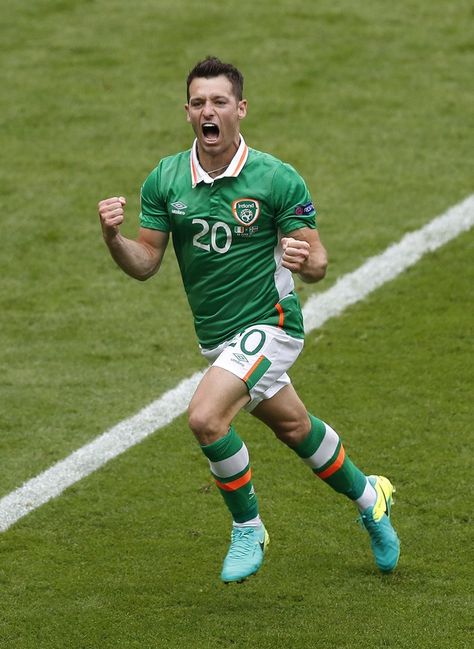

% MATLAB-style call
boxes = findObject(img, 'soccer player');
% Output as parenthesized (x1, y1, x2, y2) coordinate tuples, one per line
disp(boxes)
(98, 56, 400, 582)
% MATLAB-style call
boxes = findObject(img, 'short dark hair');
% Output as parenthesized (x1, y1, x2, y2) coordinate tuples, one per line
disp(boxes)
(186, 56, 244, 101)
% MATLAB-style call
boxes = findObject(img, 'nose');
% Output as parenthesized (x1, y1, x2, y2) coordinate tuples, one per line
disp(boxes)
(203, 99, 215, 117)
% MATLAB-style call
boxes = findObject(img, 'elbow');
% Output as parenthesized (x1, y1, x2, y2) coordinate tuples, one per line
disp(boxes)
(135, 268, 158, 282)
(299, 258, 328, 283)
(318, 258, 328, 280)
(123, 266, 157, 282)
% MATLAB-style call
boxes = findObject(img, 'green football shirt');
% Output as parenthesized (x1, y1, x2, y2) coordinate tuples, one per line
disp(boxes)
(140, 137, 317, 348)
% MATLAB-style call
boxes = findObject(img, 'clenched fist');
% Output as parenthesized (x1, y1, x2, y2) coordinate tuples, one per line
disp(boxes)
(280, 237, 310, 273)
(98, 196, 126, 240)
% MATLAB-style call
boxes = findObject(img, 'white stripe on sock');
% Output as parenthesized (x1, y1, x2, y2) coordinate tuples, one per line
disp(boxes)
(355, 479, 377, 511)
(303, 423, 340, 469)
(208, 444, 250, 478)
(233, 515, 262, 528)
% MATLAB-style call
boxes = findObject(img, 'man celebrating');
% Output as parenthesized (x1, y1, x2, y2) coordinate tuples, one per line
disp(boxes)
(98, 56, 400, 583)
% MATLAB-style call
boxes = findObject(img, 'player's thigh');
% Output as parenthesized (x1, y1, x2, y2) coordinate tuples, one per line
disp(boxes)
(251, 383, 310, 446)
(188, 366, 250, 442)
(209, 325, 304, 411)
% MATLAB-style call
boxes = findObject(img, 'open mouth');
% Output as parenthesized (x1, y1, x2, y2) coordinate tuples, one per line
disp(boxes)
(202, 122, 220, 143)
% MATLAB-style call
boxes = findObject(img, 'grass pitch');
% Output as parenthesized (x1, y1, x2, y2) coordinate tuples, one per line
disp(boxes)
(1, 1, 473, 647)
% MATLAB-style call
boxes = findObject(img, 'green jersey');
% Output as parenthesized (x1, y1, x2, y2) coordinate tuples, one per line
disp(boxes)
(140, 137, 317, 348)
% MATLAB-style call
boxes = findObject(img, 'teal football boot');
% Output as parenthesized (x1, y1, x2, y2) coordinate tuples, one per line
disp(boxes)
(359, 475, 400, 573)
(221, 524, 270, 583)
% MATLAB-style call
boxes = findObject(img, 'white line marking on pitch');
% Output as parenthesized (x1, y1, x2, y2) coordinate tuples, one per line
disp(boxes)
(1, 195, 473, 532)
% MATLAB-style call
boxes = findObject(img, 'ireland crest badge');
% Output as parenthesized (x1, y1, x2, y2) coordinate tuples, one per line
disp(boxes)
(232, 198, 260, 227)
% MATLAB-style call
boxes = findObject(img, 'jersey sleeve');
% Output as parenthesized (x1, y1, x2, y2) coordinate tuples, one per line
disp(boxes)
(139, 163, 170, 232)
(271, 162, 317, 233)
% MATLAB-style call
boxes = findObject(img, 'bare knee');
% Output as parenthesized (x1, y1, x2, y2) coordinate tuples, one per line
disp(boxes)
(272, 415, 311, 448)
(188, 403, 227, 445)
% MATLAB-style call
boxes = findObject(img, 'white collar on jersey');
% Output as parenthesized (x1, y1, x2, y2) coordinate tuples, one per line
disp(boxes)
(190, 136, 249, 188)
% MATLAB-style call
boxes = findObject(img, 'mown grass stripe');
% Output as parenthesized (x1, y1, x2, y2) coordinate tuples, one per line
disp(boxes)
(0, 194, 472, 532)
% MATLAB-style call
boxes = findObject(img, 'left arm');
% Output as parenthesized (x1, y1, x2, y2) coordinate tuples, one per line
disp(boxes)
(281, 227, 328, 283)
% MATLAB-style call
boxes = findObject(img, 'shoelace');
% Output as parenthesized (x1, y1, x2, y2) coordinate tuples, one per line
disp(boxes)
(228, 528, 257, 558)
(358, 512, 385, 542)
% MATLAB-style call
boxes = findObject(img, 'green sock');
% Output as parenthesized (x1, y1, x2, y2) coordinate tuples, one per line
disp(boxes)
(201, 426, 259, 523)
(293, 414, 367, 500)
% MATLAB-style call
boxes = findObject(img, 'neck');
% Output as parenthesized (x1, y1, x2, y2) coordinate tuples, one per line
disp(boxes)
(196, 137, 241, 177)
(205, 163, 229, 177)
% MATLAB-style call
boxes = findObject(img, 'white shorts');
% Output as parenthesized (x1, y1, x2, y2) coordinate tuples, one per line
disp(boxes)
(200, 325, 304, 412)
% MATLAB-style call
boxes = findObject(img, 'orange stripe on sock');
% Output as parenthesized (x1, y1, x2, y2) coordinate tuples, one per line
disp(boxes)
(317, 445, 346, 480)
(275, 302, 285, 328)
(215, 468, 252, 491)
(243, 356, 265, 383)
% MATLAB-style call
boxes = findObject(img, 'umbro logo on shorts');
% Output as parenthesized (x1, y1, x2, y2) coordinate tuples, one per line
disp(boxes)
(232, 352, 248, 366)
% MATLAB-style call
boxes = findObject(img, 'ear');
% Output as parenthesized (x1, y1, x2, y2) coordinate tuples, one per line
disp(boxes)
(238, 99, 248, 120)
(184, 103, 191, 122)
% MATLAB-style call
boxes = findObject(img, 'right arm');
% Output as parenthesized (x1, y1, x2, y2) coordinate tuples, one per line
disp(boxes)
(98, 196, 169, 281)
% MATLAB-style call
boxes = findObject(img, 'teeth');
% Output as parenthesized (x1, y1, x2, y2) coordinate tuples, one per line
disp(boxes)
(202, 123, 219, 140)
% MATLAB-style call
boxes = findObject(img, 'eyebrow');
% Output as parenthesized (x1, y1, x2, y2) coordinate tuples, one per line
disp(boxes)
(189, 94, 230, 103)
